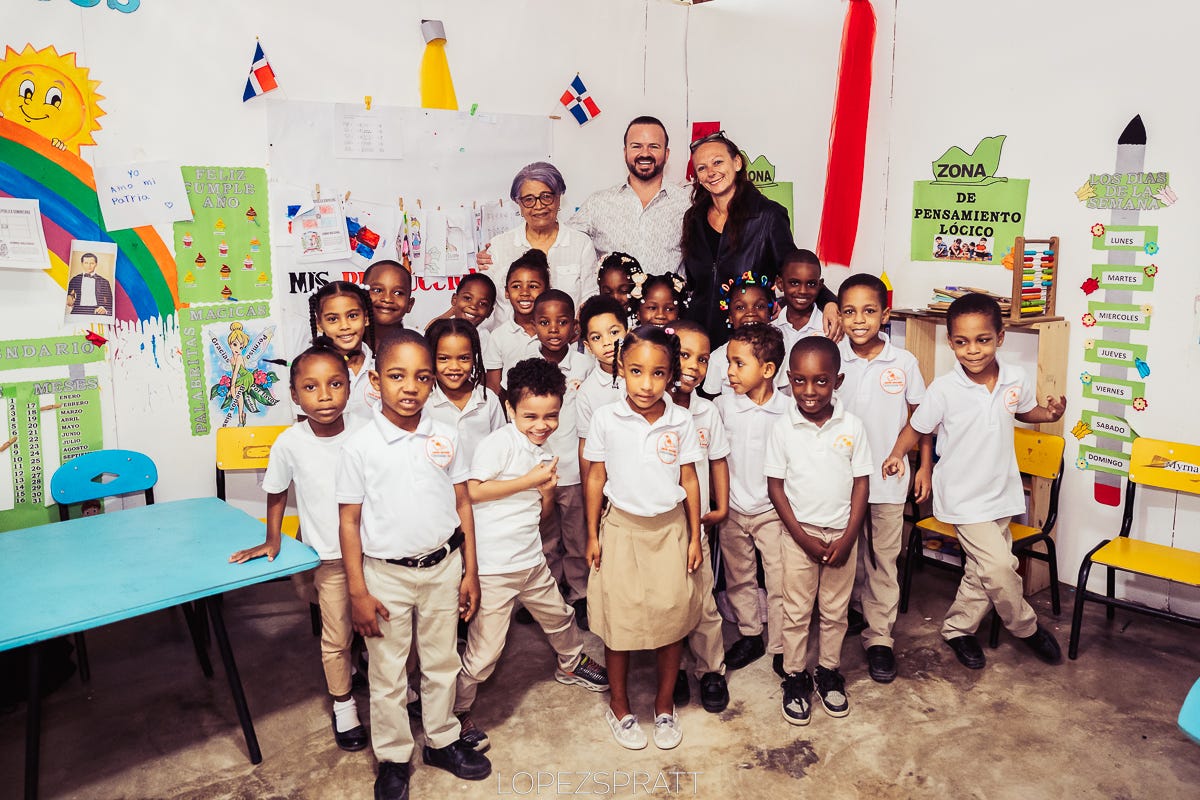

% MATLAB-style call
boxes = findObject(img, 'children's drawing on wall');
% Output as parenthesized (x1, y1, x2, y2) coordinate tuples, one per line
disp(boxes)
(180, 301, 288, 435)
(0, 44, 104, 154)
(911, 135, 1028, 264)
(290, 197, 351, 263)
(64, 240, 116, 323)
(209, 321, 279, 428)
(175, 166, 272, 304)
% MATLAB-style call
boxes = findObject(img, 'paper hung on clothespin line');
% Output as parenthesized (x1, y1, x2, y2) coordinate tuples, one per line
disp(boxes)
(292, 196, 352, 263)
(405, 206, 425, 276)
(422, 209, 448, 278)
(345, 197, 398, 269)
(479, 199, 521, 249)
(443, 208, 475, 277)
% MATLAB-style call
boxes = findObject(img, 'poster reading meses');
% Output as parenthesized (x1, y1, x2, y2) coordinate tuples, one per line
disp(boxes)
(174, 166, 272, 305)
(911, 135, 1029, 263)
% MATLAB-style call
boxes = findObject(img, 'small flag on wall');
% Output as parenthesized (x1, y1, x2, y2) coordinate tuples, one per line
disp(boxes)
(559, 75, 601, 125)
(242, 41, 279, 102)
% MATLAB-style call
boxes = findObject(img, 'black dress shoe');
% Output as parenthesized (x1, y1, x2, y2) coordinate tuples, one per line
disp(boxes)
(572, 597, 589, 632)
(699, 672, 729, 713)
(772, 653, 787, 680)
(847, 607, 868, 636)
(673, 670, 690, 706)
(423, 739, 492, 780)
(866, 645, 897, 683)
(374, 761, 410, 800)
(724, 634, 765, 670)
(946, 635, 986, 669)
(1020, 624, 1063, 664)
(332, 716, 369, 752)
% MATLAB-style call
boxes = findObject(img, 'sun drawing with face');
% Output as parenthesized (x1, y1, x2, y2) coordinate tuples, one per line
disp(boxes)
(0, 44, 105, 154)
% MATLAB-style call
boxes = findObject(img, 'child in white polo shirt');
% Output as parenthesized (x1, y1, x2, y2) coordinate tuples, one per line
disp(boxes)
(836, 274, 932, 684)
(336, 330, 490, 800)
(669, 319, 732, 714)
(455, 358, 608, 754)
(703, 271, 777, 397)
(765, 336, 872, 725)
(577, 295, 629, 484)
(883, 293, 1066, 671)
(483, 249, 549, 398)
(425, 318, 506, 468)
(714, 322, 792, 678)
(773, 249, 827, 356)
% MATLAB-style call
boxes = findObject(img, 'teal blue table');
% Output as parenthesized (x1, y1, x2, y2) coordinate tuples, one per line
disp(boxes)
(0, 497, 320, 800)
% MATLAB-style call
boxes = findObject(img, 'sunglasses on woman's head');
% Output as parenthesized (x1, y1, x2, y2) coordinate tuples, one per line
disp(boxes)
(688, 130, 728, 152)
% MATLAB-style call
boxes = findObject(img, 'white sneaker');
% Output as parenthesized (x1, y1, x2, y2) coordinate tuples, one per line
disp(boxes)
(605, 708, 647, 750)
(652, 709, 682, 750)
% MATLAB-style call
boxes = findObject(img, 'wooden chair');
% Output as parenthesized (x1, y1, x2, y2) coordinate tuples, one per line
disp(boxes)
(215, 426, 319, 636)
(1068, 438, 1200, 659)
(50, 449, 211, 682)
(900, 429, 1065, 647)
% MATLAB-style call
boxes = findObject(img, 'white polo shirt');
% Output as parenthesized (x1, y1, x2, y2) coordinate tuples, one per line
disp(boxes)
(583, 395, 702, 517)
(484, 224, 597, 330)
(425, 383, 507, 470)
(837, 334, 927, 505)
(481, 320, 538, 388)
(577, 364, 624, 439)
(715, 389, 793, 515)
(335, 409, 468, 559)
(702, 340, 793, 398)
(262, 418, 360, 560)
(544, 348, 596, 486)
(763, 399, 873, 530)
(910, 360, 1037, 525)
(469, 423, 554, 576)
(686, 395, 731, 515)
(345, 343, 380, 423)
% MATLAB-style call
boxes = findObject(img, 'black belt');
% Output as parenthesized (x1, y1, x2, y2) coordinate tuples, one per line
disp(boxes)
(385, 529, 464, 568)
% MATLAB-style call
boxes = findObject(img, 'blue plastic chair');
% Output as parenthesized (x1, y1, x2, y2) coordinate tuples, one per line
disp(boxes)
(49, 450, 211, 682)
(1181, 678, 1200, 745)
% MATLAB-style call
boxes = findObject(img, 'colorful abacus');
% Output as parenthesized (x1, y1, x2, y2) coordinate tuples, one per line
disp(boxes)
(1009, 236, 1059, 321)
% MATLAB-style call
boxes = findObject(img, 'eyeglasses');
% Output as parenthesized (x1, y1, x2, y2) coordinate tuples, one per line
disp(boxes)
(688, 130, 728, 152)
(518, 192, 558, 208)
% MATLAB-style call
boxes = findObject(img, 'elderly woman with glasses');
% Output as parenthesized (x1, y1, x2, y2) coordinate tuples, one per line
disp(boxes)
(478, 161, 597, 328)
(680, 132, 840, 346)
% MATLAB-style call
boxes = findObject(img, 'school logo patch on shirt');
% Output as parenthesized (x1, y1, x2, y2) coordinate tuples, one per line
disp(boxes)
(364, 382, 381, 402)
(425, 435, 454, 469)
(1004, 386, 1021, 413)
(879, 367, 906, 395)
(567, 378, 584, 393)
(657, 431, 680, 464)
(697, 427, 710, 449)
(834, 434, 855, 455)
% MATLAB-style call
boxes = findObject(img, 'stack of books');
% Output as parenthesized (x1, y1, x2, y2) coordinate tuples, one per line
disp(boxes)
(925, 286, 1011, 314)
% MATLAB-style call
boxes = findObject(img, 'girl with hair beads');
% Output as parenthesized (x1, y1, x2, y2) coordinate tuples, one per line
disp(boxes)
(630, 272, 690, 329)
(584, 325, 704, 751)
(482, 249, 550, 397)
(425, 318, 506, 468)
(230, 338, 367, 751)
(595, 251, 643, 325)
(309, 280, 377, 422)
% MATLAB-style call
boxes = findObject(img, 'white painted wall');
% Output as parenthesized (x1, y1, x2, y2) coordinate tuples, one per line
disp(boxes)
(1, 0, 1195, 614)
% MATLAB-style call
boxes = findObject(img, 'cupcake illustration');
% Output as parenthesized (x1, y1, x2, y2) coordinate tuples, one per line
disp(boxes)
(218, 241, 229, 257)
(249, 237, 261, 253)
(214, 218, 227, 237)
(184, 271, 196, 284)
(219, 263, 232, 279)
(246, 207, 259, 225)
(195, 252, 207, 268)
(243, 255, 254, 270)
(182, 232, 193, 248)
(220, 285, 233, 299)
(255, 272, 269, 287)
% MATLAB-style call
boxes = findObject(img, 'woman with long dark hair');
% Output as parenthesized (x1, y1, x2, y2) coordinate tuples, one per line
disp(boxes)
(680, 132, 839, 345)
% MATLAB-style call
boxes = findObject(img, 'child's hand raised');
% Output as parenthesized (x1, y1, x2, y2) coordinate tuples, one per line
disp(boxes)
(351, 592, 389, 637)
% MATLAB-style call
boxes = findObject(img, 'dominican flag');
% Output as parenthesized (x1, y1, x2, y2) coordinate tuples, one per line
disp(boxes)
(559, 75, 601, 125)
(242, 42, 279, 102)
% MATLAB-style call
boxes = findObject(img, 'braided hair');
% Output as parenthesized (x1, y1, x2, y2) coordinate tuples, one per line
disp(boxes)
(289, 335, 351, 388)
(612, 323, 683, 389)
(308, 281, 377, 353)
(425, 317, 489, 398)
(630, 271, 692, 322)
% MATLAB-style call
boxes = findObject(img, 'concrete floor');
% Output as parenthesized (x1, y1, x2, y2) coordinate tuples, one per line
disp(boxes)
(2, 567, 1198, 800)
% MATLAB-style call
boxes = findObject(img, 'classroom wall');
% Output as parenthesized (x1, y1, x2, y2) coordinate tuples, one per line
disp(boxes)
(1, 1, 1194, 613)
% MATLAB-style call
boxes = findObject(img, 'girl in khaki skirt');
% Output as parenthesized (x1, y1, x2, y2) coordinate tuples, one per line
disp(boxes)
(582, 325, 704, 751)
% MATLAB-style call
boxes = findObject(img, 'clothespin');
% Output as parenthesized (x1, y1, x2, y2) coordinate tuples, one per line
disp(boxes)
(364, 95, 372, 111)
(314, 183, 320, 200)
(344, 190, 352, 203)
(398, 196, 405, 211)
(417, 199, 422, 209)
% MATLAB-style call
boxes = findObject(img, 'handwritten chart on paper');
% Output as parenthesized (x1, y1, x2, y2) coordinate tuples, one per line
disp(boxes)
(0, 197, 51, 271)
(334, 104, 404, 160)
(93, 161, 192, 232)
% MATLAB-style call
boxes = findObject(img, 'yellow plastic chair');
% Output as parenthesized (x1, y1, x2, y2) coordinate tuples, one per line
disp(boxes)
(215, 426, 318, 635)
(1069, 438, 1200, 659)
(900, 428, 1065, 647)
